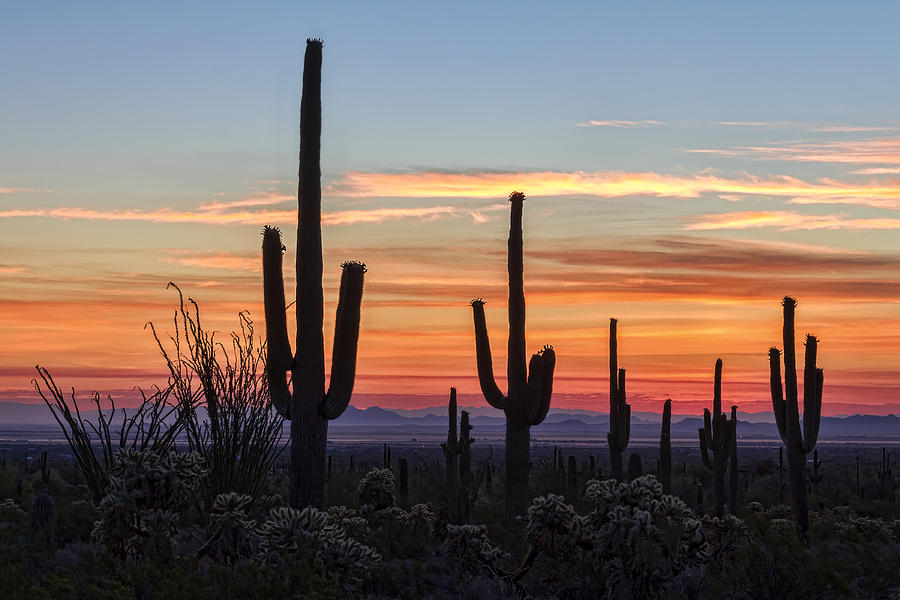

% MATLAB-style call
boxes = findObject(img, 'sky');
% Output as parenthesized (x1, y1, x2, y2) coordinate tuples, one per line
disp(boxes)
(2, 1, 900, 416)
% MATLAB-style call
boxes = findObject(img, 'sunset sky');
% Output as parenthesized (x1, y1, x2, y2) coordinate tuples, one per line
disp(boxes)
(2, 2, 900, 416)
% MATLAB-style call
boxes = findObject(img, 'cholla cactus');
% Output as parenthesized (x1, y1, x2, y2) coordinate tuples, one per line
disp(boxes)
(523, 494, 586, 558)
(442, 523, 507, 577)
(357, 468, 395, 511)
(199, 492, 256, 563)
(256, 505, 380, 580)
(91, 449, 207, 560)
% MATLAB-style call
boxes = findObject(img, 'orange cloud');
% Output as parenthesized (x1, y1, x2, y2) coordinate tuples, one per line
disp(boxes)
(686, 210, 900, 231)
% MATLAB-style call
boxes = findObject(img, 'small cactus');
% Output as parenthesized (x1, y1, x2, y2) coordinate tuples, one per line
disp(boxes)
(30, 451, 55, 542)
(659, 399, 672, 494)
(698, 359, 736, 517)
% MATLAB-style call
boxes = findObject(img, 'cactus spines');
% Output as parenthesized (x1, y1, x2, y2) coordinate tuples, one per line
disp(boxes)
(659, 398, 672, 494)
(698, 359, 736, 517)
(627, 453, 643, 481)
(441, 387, 460, 518)
(470, 191, 556, 521)
(769, 296, 823, 532)
(607, 319, 631, 481)
(31, 451, 55, 541)
(262, 39, 366, 509)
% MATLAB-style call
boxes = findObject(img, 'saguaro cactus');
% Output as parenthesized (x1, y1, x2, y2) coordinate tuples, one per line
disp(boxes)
(659, 399, 672, 494)
(607, 319, 631, 481)
(698, 359, 736, 517)
(31, 451, 55, 540)
(458, 410, 475, 521)
(262, 39, 366, 509)
(471, 191, 556, 521)
(728, 405, 739, 515)
(807, 449, 823, 491)
(441, 387, 460, 517)
(769, 296, 823, 532)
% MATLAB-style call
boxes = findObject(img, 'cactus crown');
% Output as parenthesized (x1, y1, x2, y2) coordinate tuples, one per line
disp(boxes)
(805, 333, 818, 344)
(307, 37, 324, 47)
(470, 298, 485, 307)
(261, 226, 286, 252)
(768, 347, 781, 358)
(340, 260, 368, 273)
(508, 191, 526, 203)
(783, 295, 797, 308)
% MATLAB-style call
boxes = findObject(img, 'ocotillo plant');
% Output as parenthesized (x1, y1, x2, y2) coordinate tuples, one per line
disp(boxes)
(262, 39, 366, 509)
(728, 405, 739, 515)
(607, 319, 631, 481)
(769, 296, 823, 532)
(659, 398, 672, 494)
(471, 191, 556, 521)
(698, 359, 736, 517)
(441, 387, 460, 518)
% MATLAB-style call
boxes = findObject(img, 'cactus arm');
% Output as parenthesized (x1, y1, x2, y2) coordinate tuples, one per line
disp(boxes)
(699, 428, 713, 469)
(702, 408, 714, 446)
(471, 299, 507, 410)
(320, 262, 366, 420)
(713, 358, 723, 420)
(800, 335, 822, 453)
(609, 319, 618, 419)
(781, 297, 801, 449)
(507, 192, 528, 395)
(662, 398, 672, 435)
(296, 38, 326, 417)
(262, 226, 293, 419)
(532, 345, 555, 426)
(523, 352, 544, 425)
(769, 347, 787, 443)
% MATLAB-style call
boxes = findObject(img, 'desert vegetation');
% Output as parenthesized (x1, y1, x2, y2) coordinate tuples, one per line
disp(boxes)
(0, 38, 897, 599)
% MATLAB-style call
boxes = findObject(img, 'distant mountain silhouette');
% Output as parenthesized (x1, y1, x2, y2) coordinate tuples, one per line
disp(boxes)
(1, 402, 896, 439)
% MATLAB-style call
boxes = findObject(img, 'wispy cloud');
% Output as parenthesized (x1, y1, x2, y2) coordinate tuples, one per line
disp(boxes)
(576, 120, 663, 128)
(687, 210, 900, 231)
(0, 187, 49, 194)
(332, 169, 900, 208)
(196, 191, 293, 211)
(690, 138, 900, 165)
(0, 204, 504, 227)
(852, 167, 900, 175)
(716, 121, 898, 133)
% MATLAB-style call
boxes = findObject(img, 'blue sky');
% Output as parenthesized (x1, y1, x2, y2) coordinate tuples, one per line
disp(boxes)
(3, 1, 900, 414)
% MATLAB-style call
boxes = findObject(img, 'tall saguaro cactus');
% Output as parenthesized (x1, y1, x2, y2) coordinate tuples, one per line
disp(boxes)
(471, 191, 556, 521)
(262, 39, 366, 509)
(769, 296, 823, 532)
(698, 359, 736, 517)
(607, 319, 631, 481)
(659, 398, 672, 494)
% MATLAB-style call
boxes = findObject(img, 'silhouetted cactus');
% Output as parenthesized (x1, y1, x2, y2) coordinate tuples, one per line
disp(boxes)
(877, 448, 895, 502)
(698, 359, 736, 517)
(659, 399, 672, 494)
(30, 451, 55, 542)
(607, 319, 631, 481)
(471, 191, 556, 521)
(728, 405, 739, 515)
(383, 444, 391, 470)
(441, 388, 460, 519)
(589, 455, 596, 480)
(262, 39, 366, 509)
(628, 453, 643, 480)
(769, 296, 823, 532)
(806, 449, 822, 490)
(457, 410, 475, 522)
(398, 457, 409, 508)
(566, 456, 577, 495)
